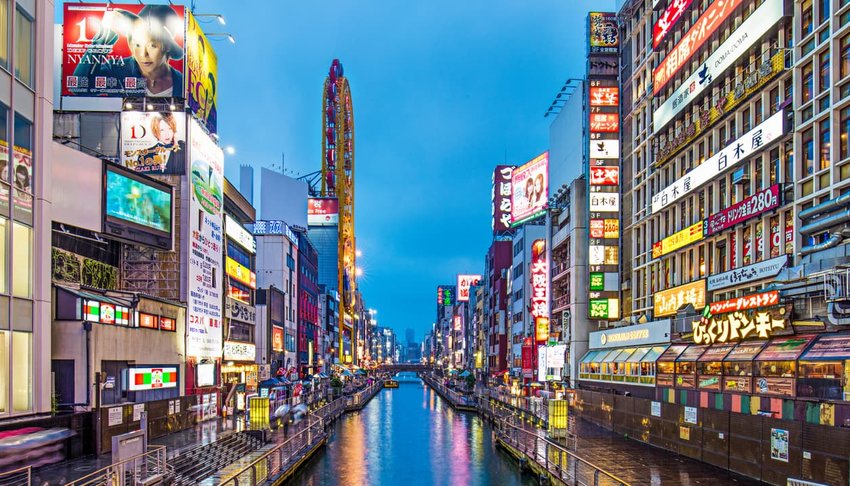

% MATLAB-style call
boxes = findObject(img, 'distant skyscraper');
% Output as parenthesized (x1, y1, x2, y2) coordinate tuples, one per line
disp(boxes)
(239, 164, 254, 205)
(406, 328, 415, 345)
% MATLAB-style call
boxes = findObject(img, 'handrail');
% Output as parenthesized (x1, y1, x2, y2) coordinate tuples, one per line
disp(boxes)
(65, 445, 168, 486)
(495, 417, 630, 486)
(0, 465, 31, 486)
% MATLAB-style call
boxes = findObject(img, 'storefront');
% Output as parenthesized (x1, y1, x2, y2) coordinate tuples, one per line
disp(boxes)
(721, 341, 766, 394)
(578, 320, 671, 392)
(674, 345, 707, 389)
(797, 334, 850, 401)
(696, 343, 735, 391)
(753, 335, 816, 398)
(656, 344, 687, 388)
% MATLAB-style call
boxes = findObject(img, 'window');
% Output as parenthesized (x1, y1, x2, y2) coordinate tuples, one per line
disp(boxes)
(821, 123, 831, 170)
(821, 51, 831, 94)
(11, 222, 29, 298)
(0, 0, 7, 69)
(11, 330, 30, 411)
(841, 106, 850, 160)
(842, 34, 850, 79)
(802, 0, 814, 37)
(803, 62, 814, 103)
(13, 8, 32, 87)
(804, 128, 815, 175)
(79, 113, 120, 160)
(819, 0, 829, 25)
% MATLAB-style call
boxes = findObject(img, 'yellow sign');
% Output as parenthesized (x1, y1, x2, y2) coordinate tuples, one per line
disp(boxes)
(536, 317, 550, 342)
(653, 221, 705, 259)
(186, 13, 219, 133)
(654, 279, 706, 317)
(226, 257, 256, 289)
(692, 308, 787, 344)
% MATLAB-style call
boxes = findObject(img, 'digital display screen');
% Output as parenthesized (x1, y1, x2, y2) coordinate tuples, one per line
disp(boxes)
(105, 168, 172, 234)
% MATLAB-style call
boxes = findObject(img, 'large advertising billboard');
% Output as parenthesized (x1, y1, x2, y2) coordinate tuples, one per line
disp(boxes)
(652, 111, 785, 213)
(510, 152, 548, 226)
(103, 163, 173, 250)
(457, 274, 482, 302)
(705, 185, 781, 236)
(307, 198, 339, 226)
(652, 221, 705, 259)
(492, 165, 513, 233)
(653, 0, 783, 133)
(653, 0, 695, 49)
(187, 119, 224, 359)
(121, 111, 186, 175)
(652, 0, 742, 95)
(186, 12, 218, 134)
(588, 12, 619, 54)
(62, 4, 186, 97)
(654, 279, 706, 317)
(530, 240, 549, 342)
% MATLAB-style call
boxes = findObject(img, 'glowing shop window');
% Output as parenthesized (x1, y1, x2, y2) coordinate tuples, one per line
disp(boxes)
(12, 330, 30, 411)
(12, 222, 30, 298)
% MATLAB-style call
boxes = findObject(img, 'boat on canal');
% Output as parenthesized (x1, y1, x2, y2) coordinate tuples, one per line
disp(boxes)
(384, 379, 399, 388)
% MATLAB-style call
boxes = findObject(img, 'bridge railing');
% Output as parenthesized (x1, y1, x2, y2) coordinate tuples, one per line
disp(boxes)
(494, 418, 628, 486)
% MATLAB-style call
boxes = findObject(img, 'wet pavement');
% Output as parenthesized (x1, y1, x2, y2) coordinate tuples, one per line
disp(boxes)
(31, 417, 243, 485)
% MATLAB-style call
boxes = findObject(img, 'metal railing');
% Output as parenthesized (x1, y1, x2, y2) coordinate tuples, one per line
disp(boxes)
(217, 383, 382, 485)
(0, 465, 31, 486)
(422, 375, 476, 408)
(217, 414, 325, 486)
(494, 418, 629, 486)
(65, 445, 168, 486)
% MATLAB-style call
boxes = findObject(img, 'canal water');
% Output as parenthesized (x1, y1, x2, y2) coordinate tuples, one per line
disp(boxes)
(289, 377, 535, 486)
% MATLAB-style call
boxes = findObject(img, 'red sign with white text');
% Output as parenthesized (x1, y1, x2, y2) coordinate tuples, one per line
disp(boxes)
(307, 198, 339, 225)
(653, 0, 742, 94)
(530, 239, 549, 342)
(653, 0, 696, 49)
(590, 166, 619, 186)
(589, 87, 619, 106)
(706, 185, 780, 236)
(590, 113, 620, 133)
(709, 290, 780, 315)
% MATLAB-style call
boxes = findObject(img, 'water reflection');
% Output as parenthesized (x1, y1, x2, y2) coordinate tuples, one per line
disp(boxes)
(291, 382, 534, 486)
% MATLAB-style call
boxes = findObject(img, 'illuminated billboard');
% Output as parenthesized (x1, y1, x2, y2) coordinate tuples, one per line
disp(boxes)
(705, 185, 781, 236)
(186, 12, 218, 133)
(652, 0, 742, 95)
(589, 113, 620, 133)
(457, 274, 482, 302)
(652, 221, 705, 259)
(653, 0, 695, 49)
(510, 152, 548, 226)
(588, 12, 619, 53)
(530, 239, 549, 342)
(492, 165, 514, 233)
(307, 197, 339, 226)
(589, 87, 618, 106)
(653, 0, 784, 132)
(103, 163, 173, 250)
(589, 139, 619, 159)
(654, 280, 706, 317)
(62, 4, 186, 97)
(186, 119, 224, 359)
(128, 367, 178, 391)
(120, 111, 187, 175)
(437, 286, 455, 307)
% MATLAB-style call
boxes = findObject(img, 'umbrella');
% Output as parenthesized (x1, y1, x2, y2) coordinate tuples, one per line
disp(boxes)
(341, 370, 354, 377)
(355, 369, 367, 376)
(448, 369, 459, 375)
(458, 370, 472, 378)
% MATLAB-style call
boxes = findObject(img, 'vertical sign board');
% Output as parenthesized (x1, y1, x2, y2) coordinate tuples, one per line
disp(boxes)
(530, 239, 549, 342)
(186, 119, 224, 359)
(586, 12, 621, 321)
(492, 165, 514, 233)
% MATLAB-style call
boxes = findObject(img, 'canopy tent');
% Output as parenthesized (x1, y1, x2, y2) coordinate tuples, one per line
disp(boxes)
(341, 369, 354, 377)
(458, 370, 472, 378)
(259, 377, 290, 387)
(355, 369, 368, 376)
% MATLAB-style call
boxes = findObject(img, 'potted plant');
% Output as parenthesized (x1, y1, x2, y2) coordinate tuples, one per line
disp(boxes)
(330, 376, 343, 398)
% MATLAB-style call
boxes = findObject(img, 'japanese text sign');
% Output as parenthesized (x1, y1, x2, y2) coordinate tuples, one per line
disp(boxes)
(654, 279, 706, 317)
(693, 307, 787, 344)
(652, 221, 704, 258)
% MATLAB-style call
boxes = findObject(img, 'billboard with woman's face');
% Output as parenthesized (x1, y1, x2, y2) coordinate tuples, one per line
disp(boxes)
(510, 152, 548, 226)
(121, 111, 186, 174)
(63, 3, 185, 97)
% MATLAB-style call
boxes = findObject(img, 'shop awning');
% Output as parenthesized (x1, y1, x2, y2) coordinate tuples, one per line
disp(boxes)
(698, 343, 736, 362)
(657, 344, 688, 362)
(626, 347, 651, 362)
(756, 335, 817, 361)
(580, 349, 605, 363)
(799, 334, 850, 361)
(723, 341, 768, 362)
(640, 345, 669, 363)
(601, 349, 623, 363)
(55, 285, 133, 306)
(676, 345, 709, 362)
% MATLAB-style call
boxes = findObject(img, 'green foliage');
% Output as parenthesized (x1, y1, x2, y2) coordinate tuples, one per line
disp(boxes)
(51, 247, 118, 290)
(82, 258, 118, 289)
(52, 248, 81, 283)
(464, 374, 476, 389)
(330, 377, 343, 388)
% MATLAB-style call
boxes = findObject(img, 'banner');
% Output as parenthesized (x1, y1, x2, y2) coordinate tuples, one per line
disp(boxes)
(652, 0, 742, 94)
(709, 290, 780, 315)
(186, 12, 218, 133)
(307, 198, 339, 225)
(531, 240, 549, 342)
(653, 0, 695, 49)
(706, 185, 780, 236)
(62, 4, 186, 97)
(707, 255, 787, 291)
(457, 274, 482, 302)
(652, 221, 704, 258)
(186, 120, 224, 359)
(511, 153, 548, 226)
(492, 165, 513, 232)
(121, 111, 186, 175)
(654, 279, 706, 317)
(653, 0, 784, 132)
(653, 111, 785, 213)
(589, 166, 619, 186)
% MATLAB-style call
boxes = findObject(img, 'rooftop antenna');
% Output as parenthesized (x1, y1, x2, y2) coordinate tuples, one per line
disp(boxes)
(281, 152, 285, 175)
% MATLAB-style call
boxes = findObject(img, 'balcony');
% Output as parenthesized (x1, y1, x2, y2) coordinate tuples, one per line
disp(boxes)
(552, 225, 570, 249)
(552, 295, 570, 313)
(551, 261, 570, 282)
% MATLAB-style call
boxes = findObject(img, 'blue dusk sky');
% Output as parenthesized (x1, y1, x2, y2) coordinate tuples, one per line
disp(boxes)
(57, 1, 613, 342)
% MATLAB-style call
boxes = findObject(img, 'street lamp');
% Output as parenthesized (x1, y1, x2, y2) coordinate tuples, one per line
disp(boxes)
(206, 33, 236, 44)
(194, 13, 227, 25)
